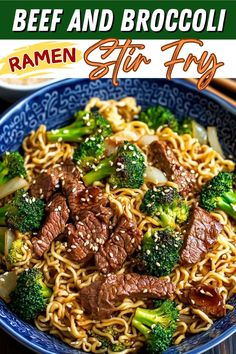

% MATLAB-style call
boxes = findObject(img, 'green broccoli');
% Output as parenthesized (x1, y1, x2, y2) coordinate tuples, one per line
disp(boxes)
(90, 326, 120, 350)
(138, 105, 179, 132)
(10, 268, 51, 322)
(140, 228, 183, 277)
(110, 343, 126, 352)
(8, 239, 24, 265)
(83, 141, 145, 188)
(200, 171, 236, 220)
(179, 117, 193, 135)
(0, 152, 27, 186)
(0, 189, 45, 233)
(233, 170, 236, 189)
(47, 111, 112, 143)
(73, 135, 105, 171)
(140, 186, 189, 228)
(95, 334, 110, 349)
(132, 300, 179, 354)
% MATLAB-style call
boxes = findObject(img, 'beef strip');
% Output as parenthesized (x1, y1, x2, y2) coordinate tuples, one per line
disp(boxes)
(32, 193, 69, 257)
(61, 165, 107, 221)
(30, 159, 85, 210)
(181, 284, 226, 317)
(80, 273, 175, 319)
(59, 160, 85, 219)
(75, 186, 108, 212)
(181, 206, 223, 265)
(66, 206, 113, 262)
(149, 140, 196, 196)
(30, 167, 60, 201)
(95, 215, 143, 274)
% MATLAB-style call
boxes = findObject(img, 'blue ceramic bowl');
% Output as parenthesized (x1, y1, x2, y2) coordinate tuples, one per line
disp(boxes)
(0, 79, 235, 354)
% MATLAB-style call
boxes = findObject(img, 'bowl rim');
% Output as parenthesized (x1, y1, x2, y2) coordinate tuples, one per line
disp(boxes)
(0, 78, 235, 125)
(0, 78, 235, 354)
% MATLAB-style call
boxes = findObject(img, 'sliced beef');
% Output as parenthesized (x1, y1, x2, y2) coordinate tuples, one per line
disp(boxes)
(95, 215, 143, 274)
(181, 206, 223, 265)
(150, 140, 196, 196)
(66, 207, 113, 262)
(32, 193, 69, 257)
(76, 186, 108, 212)
(30, 167, 60, 201)
(30, 159, 84, 204)
(91, 204, 114, 224)
(65, 223, 94, 262)
(60, 160, 85, 219)
(61, 165, 107, 220)
(181, 284, 226, 317)
(80, 273, 175, 319)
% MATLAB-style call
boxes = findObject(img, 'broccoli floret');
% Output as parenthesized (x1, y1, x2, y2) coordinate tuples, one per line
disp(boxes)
(138, 105, 179, 132)
(95, 334, 110, 349)
(47, 111, 112, 143)
(73, 135, 105, 171)
(0, 152, 27, 186)
(90, 326, 119, 350)
(200, 171, 236, 220)
(8, 239, 24, 265)
(179, 117, 193, 135)
(83, 141, 145, 188)
(132, 300, 179, 354)
(110, 343, 126, 352)
(10, 268, 52, 322)
(140, 228, 183, 277)
(140, 186, 189, 228)
(233, 171, 236, 189)
(0, 189, 45, 233)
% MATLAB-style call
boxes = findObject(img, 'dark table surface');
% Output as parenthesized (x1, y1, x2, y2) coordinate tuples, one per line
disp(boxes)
(0, 84, 235, 354)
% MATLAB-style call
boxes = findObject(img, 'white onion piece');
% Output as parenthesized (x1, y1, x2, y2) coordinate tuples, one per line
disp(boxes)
(138, 135, 158, 147)
(104, 138, 122, 156)
(207, 126, 225, 158)
(145, 166, 167, 184)
(192, 121, 208, 145)
(0, 177, 28, 200)
(0, 271, 17, 302)
(4, 229, 15, 257)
